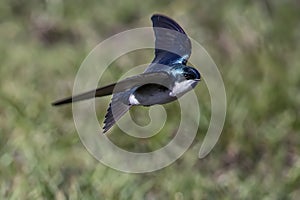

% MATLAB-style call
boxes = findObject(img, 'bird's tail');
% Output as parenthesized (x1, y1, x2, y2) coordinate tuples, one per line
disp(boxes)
(52, 90, 96, 106)
(52, 83, 116, 106)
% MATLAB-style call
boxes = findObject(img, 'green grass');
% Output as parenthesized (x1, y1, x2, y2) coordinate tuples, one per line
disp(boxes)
(1, 0, 300, 199)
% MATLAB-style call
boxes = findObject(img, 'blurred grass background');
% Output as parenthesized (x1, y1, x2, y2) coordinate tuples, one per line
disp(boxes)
(1, 0, 300, 199)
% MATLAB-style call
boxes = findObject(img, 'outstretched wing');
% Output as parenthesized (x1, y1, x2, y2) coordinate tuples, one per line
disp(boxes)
(103, 93, 131, 133)
(150, 14, 191, 66)
(52, 71, 172, 106)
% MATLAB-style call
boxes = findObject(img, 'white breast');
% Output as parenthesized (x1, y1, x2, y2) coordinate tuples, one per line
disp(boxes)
(169, 80, 195, 97)
(129, 94, 140, 105)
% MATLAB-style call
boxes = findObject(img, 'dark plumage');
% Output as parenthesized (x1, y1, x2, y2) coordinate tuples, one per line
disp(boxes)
(52, 14, 201, 133)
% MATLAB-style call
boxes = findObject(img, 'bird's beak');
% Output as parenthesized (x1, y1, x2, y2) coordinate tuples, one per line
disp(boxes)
(194, 79, 201, 81)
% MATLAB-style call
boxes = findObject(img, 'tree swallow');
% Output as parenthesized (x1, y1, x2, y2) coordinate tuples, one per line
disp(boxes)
(52, 14, 201, 133)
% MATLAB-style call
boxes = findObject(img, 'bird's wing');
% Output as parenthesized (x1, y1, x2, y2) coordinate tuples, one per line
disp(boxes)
(52, 71, 172, 106)
(103, 93, 131, 133)
(150, 14, 191, 66)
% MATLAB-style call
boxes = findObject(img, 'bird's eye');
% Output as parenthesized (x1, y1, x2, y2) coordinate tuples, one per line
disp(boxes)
(184, 73, 195, 80)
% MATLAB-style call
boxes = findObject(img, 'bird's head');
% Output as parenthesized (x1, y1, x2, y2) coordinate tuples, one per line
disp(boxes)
(169, 65, 201, 97)
(182, 66, 201, 82)
(172, 65, 201, 82)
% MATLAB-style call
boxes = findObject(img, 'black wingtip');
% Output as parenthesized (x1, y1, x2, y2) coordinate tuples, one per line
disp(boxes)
(151, 13, 171, 20)
(102, 128, 109, 134)
(102, 103, 115, 133)
(151, 14, 167, 23)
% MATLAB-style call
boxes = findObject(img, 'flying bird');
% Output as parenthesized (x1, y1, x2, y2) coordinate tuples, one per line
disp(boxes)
(52, 14, 201, 133)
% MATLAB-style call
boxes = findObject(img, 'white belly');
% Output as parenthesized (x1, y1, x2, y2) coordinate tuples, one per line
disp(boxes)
(169, 80, 196, 97)
(129, 93, 140, 105)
